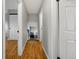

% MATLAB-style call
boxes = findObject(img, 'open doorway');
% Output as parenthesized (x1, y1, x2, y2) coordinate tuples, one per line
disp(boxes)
(4, 0, 48, 59)
(6, 9, 19, 40)
(3, 0, 76, 59)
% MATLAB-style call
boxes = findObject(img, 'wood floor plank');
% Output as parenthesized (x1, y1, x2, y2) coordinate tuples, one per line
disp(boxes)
(6, 39, 48, 59)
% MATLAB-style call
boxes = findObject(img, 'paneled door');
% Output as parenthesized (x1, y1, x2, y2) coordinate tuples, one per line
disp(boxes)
(59, 0, 76, 59)
(9, 15, 19, 40)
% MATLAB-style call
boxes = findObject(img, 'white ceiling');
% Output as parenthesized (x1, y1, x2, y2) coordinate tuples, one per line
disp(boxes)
(23, 0, 43, 14)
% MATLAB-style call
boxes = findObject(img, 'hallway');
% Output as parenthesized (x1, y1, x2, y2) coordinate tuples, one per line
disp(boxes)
(6, 39, 47, 59)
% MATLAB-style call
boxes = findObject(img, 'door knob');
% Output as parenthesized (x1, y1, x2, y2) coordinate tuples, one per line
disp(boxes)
(17, 30, 19, 33)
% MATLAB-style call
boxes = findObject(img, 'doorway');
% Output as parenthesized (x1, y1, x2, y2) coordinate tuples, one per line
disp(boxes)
(7, 9, 19, 40)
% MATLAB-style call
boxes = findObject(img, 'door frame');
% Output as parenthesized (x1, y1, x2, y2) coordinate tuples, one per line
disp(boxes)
(3, 0, 6, 59)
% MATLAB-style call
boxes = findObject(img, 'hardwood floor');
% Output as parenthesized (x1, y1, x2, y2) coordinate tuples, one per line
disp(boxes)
(6, 39, 47, 59)
(6, 40, 18, 59)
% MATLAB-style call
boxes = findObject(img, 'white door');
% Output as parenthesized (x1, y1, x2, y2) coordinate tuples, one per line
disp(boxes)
(9, 15, 19, 40)
(59, 0, 76, 59)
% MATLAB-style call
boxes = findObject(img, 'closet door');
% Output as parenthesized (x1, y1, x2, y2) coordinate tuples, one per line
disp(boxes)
(59, 0, 76, 59)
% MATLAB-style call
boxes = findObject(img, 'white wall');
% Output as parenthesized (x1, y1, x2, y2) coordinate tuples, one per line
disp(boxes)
(42, 0, 58, 59)
(39, 10, 43, 40)
(18, 2, 28, 55)
(5, 16, 9, 39)
(27, 14, 38, 27)
(6, 0, 18, 11)
(22, 3, 28, 54)
(50, 0, 58, 58)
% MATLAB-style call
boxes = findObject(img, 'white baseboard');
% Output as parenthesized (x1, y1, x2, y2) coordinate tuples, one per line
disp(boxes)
(18, 39, 27, 56)
(41, 40, 49, 59)
(21, 39, 27, 55)
(18, 37, 28, 56)
(7, 38, 18, 40)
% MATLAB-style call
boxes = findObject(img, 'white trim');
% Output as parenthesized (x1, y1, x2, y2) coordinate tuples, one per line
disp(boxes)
(18, 2, 23, 56)
(18, 39, 22, 56)
(40, 40, 49, 59)
(42, 47, 49, 59)
(7, 38, 18, 40)
(3, 0, 6, 58)
(18, 39, 27, 56)
(21, 39, 27, 55)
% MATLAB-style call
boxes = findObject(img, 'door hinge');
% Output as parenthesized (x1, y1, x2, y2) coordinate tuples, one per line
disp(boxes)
(56, 0, 59, 2)
(57, 57, 60, 59)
